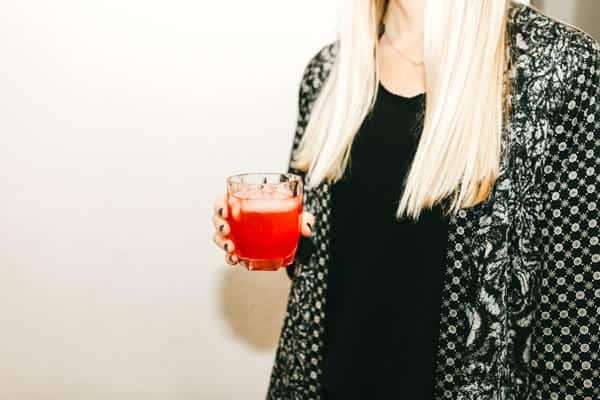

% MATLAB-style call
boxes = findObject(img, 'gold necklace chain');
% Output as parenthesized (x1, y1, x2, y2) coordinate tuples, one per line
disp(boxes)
(382, 31, 424, 67)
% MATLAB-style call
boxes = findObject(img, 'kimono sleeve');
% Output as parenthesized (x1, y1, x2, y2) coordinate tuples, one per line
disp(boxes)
(534, 37, 600, 398)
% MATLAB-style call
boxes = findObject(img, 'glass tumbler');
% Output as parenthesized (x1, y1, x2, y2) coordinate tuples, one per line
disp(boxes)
(226, 173, 303, 271)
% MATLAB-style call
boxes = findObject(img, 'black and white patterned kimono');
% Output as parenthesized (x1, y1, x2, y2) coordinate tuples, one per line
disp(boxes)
(268, 4, 599, 400)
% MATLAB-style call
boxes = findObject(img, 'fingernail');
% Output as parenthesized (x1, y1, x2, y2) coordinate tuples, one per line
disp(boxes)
(218, 208, 224, 217)
(224, 243, 229, 252)
(219, 224, 224, 233)
(307, 222, 313, 232)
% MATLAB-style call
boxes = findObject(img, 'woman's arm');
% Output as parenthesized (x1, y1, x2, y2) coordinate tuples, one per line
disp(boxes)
(535, 34, 599, 397)
(285, 44, 336, 279)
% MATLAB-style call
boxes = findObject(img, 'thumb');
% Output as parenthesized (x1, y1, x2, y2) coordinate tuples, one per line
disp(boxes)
(301, 211, 315, 237)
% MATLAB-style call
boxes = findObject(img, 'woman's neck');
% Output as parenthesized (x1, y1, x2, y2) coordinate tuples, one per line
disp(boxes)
(384, 0, 425, 44)
(377, 0, 426, 97)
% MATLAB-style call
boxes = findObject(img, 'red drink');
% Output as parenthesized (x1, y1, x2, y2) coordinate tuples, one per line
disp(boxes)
(226, 173, 303, 271)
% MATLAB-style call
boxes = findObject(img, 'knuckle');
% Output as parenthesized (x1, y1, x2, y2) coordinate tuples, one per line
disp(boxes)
(220, 224, 229, 235)
(212, 232, 222, 245)
(226, 253, 237, 265)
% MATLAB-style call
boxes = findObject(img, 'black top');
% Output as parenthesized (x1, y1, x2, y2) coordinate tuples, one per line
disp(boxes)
(322, 83, 450, 399)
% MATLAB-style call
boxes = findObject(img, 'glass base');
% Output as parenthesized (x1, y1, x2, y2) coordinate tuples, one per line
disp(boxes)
(239, 253, 295, 271)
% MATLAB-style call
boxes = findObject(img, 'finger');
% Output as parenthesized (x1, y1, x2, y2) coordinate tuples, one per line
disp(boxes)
(225, 253, 239, 266)
(212, 214, 230, 236)
(301, 211, 315, 237)
(214, 193, 228, 219)
(212, 232, 235, 253)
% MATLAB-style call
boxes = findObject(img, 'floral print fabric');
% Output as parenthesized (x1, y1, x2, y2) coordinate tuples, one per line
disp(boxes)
(268, 4, 599, 400)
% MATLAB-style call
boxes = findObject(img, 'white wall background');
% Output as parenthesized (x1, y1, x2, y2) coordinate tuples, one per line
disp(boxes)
(0, 1, 335, 399)
(531, 0, 577, 24)
(532, 0, 600, 40)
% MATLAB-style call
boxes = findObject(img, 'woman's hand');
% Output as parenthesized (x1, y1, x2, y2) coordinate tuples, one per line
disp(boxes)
(212, 193, 315, 266)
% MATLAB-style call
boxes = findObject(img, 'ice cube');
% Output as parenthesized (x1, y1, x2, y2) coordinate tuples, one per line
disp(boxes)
(242, 197, 299, 213)
(228, 196, 242, 220)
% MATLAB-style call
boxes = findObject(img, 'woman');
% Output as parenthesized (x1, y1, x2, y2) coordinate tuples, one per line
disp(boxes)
(212, 1, 599, 399)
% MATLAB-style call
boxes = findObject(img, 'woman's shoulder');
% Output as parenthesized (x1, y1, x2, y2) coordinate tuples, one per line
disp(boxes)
(508, 3, 599, 115)
(298, 42, 338, 99)
(304, 42, 338, 72)
(509, 3, 600, 77)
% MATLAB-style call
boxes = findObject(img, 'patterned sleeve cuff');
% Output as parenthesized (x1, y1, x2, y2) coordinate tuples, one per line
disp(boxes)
(286, 236, 317, 280)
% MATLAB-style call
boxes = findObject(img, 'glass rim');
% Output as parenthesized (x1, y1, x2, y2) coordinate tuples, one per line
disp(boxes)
(226, 172, 303, 186)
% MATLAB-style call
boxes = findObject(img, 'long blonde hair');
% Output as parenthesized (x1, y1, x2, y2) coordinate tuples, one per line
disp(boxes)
(291, 0, 510, 220)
